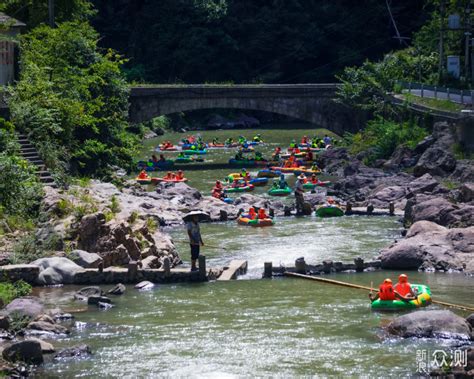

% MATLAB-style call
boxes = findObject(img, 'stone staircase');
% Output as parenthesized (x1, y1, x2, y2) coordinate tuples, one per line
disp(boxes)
(17, 134, 57, 188)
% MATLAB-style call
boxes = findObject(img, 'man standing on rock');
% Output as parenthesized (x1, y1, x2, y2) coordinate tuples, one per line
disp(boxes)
(186, 214, 204, 271)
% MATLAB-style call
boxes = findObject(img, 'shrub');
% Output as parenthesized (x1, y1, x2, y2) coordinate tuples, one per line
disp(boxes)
(0, 280, 32, 305)
(344, 117, 428, 164)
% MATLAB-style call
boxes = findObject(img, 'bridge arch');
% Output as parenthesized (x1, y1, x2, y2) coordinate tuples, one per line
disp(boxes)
(128, 84, 364, 135)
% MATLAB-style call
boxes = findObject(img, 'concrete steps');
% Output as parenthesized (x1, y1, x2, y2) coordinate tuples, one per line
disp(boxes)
(16, 134, 57, 188)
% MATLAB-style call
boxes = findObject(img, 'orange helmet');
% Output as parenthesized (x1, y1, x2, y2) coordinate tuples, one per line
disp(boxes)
(398, 274, 408, 282)
(384, 278, 392, 284)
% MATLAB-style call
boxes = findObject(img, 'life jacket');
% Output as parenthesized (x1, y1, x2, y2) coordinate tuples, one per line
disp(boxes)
(138, 171, 148, 179)
(258, 210, 267, 219)
(395, 282, 412, 297)
(379, 283, 396, 301)
(176, 173, 184, 180)
(248, 209, 257, 220)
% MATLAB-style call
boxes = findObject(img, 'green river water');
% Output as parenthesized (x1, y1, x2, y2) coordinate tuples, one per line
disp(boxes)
(35, 126, 473, 377)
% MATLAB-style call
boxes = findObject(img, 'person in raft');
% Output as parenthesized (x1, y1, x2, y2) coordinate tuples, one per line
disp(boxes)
(186, 215, 204, 271)
(369, 278, 415, 302)
(164, 172, 175, 180)
(176, 170, 184, 180)
(248, 207, 257, 220)
(138, 170, 149, 180)
(278, 174, 288, 189)
(394, 274, 416, 299)
(159, 154, 166, 162)
(258, 208, 268, 220)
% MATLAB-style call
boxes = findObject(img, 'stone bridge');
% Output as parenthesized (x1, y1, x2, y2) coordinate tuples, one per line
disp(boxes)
(128, 84, 365, 135)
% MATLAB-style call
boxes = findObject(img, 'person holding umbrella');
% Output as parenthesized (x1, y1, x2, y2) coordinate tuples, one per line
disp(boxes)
(183, 211, 210, 271)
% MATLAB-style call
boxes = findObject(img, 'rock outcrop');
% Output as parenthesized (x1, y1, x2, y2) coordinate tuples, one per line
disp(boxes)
(2, 340, 44, 365)
(379, 221, 474, 272)
(387, 310, 472, 340)
(32, 257, 83, 285)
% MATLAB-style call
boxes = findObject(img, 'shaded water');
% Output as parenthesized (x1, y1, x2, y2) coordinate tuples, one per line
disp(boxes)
(35, 216, 473, 377)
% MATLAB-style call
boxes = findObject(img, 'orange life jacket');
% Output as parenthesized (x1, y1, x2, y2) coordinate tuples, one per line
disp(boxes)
(379, 283, 396, 301)
(395, 282, 412, 297)
(248, 209, 257, 220)
(258, 210, 267, 219)
(138, 171, 148, 179)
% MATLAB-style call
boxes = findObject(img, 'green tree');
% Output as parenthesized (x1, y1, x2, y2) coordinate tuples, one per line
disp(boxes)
(9, 21, 138, 177)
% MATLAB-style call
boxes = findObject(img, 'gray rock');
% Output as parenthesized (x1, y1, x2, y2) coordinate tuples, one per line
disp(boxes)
(32, 257, 83, 285)
(460, 182, 474, 203)
(0, 315, 10, 330)
(26, 337, 55, 354)
(135, 281, 155, 290)
(0, 264, 40, 284)
(69, 250, 103, 269)
(3, 297, 44, 318)
(87, 296, 111, 305)
(27, 321, 70, 335)
(408, 174, 439, 194)
(467, 314, 474, 328)
(107, 283, 126, 295)
(2, 340, 43, 364)
(54, 344, 91, 360)
(414, 146, 457, 177)
(379, 221, 474, 272)
(387, 310, 472, 340)
(74, 286, 103, 301)
(141, 255, 160, 269)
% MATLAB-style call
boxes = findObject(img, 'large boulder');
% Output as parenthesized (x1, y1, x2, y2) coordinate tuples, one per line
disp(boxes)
(414, 146, 457, 177)
(379, 221, 474, 272)
(387, 310, 472, 340)
(32, 257, 83, 285)
(3, 297, 44, 318)
(407, 174, 440, 194)
(27, 320, 69, 335)
(69, 250, 103, 269)
(2, 340, 43, 364)
(460, 182, 474, 203)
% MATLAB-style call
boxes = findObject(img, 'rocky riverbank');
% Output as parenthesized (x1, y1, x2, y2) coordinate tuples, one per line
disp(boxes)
(317, 121, 474, 273)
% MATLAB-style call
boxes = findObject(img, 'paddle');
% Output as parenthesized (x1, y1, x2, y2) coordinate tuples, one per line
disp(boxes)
(285, 272, 474, 312)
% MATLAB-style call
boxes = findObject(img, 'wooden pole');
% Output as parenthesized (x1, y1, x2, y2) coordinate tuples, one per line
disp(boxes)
(284, 272, 474, 312)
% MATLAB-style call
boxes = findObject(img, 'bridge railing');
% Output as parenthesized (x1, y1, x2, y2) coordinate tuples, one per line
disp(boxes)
(396, 80, 473, 105)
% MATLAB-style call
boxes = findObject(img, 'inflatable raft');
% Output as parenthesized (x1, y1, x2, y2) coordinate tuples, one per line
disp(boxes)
(303, 181, 331, 190)
(136, 176, 152, 185)
(224, 184, 254, 193)
(151, 177, 188, 184)
(157, 145, 178, 151)
(293, 168, 322, 175)
(183, 149, 207, 155)
(137, 160, 174, 171)
(371, 284, 432, 311)
(315, 205, 344, 217)
(268, 187, 292, 196)
(257, 169, 281, 178)
(249, 177, 268, 186)
(237, 216, 274, 227)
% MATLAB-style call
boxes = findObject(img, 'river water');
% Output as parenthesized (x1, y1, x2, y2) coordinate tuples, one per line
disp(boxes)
(35, 125, 473, 377)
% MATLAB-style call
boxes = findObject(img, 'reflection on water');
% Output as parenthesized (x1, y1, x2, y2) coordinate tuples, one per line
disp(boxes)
(35, 216, 473, 377)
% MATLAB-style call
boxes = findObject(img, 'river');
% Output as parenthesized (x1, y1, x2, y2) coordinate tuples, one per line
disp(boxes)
(34, 125, 473, 377)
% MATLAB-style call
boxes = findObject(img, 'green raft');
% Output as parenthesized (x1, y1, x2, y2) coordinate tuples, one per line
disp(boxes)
(315, 205, 344, 217)
(224, 185, 254, 193)
(175, 157, 193, 163)
(268, 187, 292, 196)
(371, 284, 432, 311)
(183, 149, 207, 155)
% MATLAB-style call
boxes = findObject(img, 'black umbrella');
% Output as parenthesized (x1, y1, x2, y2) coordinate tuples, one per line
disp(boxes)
(182, 210, 210, 222)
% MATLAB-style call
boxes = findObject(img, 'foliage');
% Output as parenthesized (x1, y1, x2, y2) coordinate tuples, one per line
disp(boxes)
(337, 48, 438, 111)
(9, 21, 139, 177)
(0, 154, 43, 219)
(344, 117, 428, 164)
(8, 311, 32, 333)
(0, 280, 32, 306)
(10, 231, 61, 264)
(146, 217, 158, 233)
(0, 0, 96, 29)
(91, 0, 428, 83)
